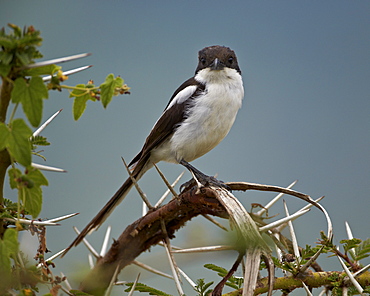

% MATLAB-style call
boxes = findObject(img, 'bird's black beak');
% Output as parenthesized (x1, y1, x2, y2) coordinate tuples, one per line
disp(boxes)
(209, 58, 224, 70)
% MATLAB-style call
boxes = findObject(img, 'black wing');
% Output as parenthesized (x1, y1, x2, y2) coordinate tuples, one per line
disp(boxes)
(129, 77, 205, 167)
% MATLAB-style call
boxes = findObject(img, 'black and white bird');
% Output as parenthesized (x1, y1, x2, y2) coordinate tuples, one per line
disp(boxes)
(64, 45, 244, 253)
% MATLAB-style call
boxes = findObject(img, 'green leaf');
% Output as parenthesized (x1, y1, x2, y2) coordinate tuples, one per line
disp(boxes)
(195, 279, 214, 296)
(9, 24, 22, 38)
(11, 77, 48, 127)
(26, 168, 48, 187)
(340, 238, 362, 253)
(0, 49, 13, 75)
(0, 229, 19, 290)
(0, 51, 13, 65)
(0, 64, 11, 77)
(73, 94, 90, 121)
(0, 35, 14, 48)
(16, 51, 32, 66)
(8, 168, 47, 218)
(3, 229, 19, 256)
(24, 64, 61, 77)
(0, 246, 11, 290)
(69, 84, 95, 121)
(6, 119, 32, 167)
(100, 74, 123, 108)
(204, 263, 228, 277)
(22, 185, 43, 218)
(26, 77, 48, 124)
(354, 238, 370, 261)
(0, 123, 10, 151)
(31, 135, 50, 146)
(8, 167, 22, 189)
(10, 78, 25, 103)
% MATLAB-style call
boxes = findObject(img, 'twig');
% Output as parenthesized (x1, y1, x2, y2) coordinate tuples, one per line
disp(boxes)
(132, 261, 173, 279)
(121, 157, 153, 209)
(153, 163, 179, 199)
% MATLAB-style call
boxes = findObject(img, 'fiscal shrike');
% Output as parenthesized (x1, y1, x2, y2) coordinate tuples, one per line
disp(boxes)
(64, 45, 244, 254)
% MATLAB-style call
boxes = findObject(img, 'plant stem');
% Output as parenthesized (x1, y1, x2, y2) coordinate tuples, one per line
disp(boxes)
(0, 78, 13, 238)
(60, 85, 98, 91)
(8, 102, 19, 124)
(0, 77, 13, 123)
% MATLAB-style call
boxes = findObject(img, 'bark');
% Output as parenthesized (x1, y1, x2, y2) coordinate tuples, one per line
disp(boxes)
(79, 186, 228, 295)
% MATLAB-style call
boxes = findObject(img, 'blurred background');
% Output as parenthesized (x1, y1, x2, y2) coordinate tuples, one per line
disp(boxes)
(1, 1, 369, 295)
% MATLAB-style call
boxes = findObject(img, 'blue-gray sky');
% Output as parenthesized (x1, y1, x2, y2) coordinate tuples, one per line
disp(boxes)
(2, 1, 369, 295)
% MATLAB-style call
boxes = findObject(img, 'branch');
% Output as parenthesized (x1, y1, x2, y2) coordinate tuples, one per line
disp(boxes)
(224, 271, 370, 295)
(77, 181, 333, 295)
(79, 186, 228, 295)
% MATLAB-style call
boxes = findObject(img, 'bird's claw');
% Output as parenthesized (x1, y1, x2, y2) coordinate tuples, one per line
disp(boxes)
(180, 175, 231, 192)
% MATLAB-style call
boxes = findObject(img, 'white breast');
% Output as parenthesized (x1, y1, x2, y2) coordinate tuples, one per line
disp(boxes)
(166, 67, 244, 163)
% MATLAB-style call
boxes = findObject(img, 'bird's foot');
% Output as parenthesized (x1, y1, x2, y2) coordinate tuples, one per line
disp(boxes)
(179, 159, 231, 192)
(179, 172, 230, 192)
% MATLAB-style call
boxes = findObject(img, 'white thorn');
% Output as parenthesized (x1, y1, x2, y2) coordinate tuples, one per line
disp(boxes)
(31, 163, 67, 173)
(127, 273, 141, 296)
(43, 212, 79, 223)
(5, 217, 59, 226)
(172, 245, 233, 254)
(88, 254, 95, 269)
(100, 226, 111, 256)
(302, 281, 314, 296)
(259, 209, 310, 232)
(37, 249, 66, 268)
(132, 261, 173, 279)
(283, 200, 301, 261)
(32, 109, 62, 137)
(337, 255, 363, 294)
(73, 226, 100, 259)
(178, 267, 196, 288)
(256, 180, 298, 216)
(104, 264, 120, 296)
(24, 53, 91, 69)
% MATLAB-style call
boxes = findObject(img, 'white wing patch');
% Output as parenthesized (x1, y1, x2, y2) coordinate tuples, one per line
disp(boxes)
(165, 85, 197, 111)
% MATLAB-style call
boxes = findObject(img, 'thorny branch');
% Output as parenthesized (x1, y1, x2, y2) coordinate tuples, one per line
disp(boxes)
(78, 181, 322, 295)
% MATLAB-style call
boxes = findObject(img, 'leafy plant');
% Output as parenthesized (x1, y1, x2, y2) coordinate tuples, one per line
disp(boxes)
(194, 279, 214, 296)
(0, 23, 129, 294)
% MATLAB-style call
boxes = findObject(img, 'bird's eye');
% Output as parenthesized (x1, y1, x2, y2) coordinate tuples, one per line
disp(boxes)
(228, 57, 234, 64)
(200, 57, 206, 65)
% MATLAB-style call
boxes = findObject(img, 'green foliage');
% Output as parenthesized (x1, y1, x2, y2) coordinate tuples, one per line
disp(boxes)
(0, 119, 33, 166)
(340, 238, 370, 262)
(124, 282, 172, 295)
(204, 263, 243, 290)
(0, 229, 19, 292)
(25, 64, 61, 77)
(0, 23, 130, 295)
(0, 24, 42, 77)
(8, 167, 48, 218)
(354, 238, 370, 261)
(194, 279, 213, 296)
(11, 76, 49, 127)
(341, 238, 362, 254)
(31, 135, 50, 147)
(69, 74, 130, 120)
(100, 73, 125, 108)
(69, 82, 97, 120)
